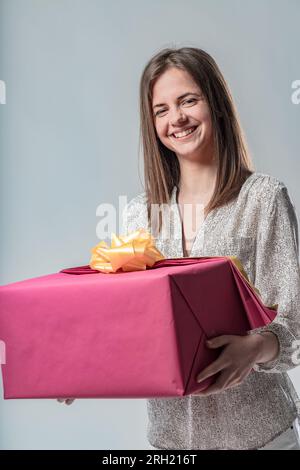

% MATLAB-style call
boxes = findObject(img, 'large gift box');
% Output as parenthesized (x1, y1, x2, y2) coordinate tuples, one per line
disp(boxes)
(0, 232, 276, 399)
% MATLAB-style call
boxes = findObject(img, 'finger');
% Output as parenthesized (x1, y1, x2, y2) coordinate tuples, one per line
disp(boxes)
(206, 335, 235, 349)
(196, 358, 228, 383)
(196, 367, 248, 396)
(227, 369, 251, 389)
(57, 398, 65, 403)
(66, 399, 75, 405)
(195, 372, 231, 396)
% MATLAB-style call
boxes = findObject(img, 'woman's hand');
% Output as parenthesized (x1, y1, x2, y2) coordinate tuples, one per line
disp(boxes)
(194, 332, 279, 396)
(57, 398, 75, 405)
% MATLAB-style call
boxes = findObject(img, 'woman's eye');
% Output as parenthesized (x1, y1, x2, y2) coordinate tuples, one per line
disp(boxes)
(155, 99, 196, 117)
(183, 99, 196, 105)
(155, 108, 167, 116)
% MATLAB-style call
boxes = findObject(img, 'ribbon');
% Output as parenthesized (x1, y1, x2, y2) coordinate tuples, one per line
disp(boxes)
(228, 256, 260, 296)
(89, 228, 165, 273)
(228, 256, 278, 311)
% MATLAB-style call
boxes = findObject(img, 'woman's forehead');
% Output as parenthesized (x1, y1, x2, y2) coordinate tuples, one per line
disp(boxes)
(152, 69, 202, 104)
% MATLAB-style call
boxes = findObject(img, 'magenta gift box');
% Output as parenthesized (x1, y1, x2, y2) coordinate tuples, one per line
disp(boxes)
(0, 257, 276, 399)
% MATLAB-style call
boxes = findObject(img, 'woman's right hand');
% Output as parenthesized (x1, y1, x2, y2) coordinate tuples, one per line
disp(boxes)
(57, 398, 75, 405)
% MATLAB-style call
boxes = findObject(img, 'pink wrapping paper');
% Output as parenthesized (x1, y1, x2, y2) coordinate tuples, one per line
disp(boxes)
(0, 257, 276, 399)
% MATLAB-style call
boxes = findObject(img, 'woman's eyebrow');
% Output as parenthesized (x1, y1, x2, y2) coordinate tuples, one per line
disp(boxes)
(153, 92, 201, 109)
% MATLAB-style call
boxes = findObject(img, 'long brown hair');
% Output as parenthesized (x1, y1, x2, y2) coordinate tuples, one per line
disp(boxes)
(139, 47, 254, 235)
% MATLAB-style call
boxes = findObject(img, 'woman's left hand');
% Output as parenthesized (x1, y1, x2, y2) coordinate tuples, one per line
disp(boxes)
(194, 332, 279, 396)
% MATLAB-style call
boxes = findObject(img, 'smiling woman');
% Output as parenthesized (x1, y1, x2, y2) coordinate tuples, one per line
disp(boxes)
(139, 48, 254, 242)
(121, 46, 300, 450)
(52, 46, 300, 451)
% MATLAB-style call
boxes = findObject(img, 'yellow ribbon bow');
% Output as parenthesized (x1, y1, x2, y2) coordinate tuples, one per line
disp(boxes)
(89, 228, 165, 273)
(228, 256, 277, 311)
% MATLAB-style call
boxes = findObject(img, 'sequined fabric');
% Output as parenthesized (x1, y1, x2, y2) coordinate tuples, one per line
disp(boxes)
(121, 172, 300, 450)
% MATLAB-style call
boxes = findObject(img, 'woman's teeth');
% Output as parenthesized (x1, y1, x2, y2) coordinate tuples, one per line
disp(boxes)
(172, 126, 197, 139)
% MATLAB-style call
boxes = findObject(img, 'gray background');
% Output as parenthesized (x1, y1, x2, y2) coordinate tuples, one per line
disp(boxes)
(0, 0, 299, 450)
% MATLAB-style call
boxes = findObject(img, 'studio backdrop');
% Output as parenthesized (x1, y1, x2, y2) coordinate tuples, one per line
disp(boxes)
(0, 0, 299, 449)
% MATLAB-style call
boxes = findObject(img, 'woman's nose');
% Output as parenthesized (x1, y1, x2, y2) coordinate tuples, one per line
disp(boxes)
(169, 108, 187, 126)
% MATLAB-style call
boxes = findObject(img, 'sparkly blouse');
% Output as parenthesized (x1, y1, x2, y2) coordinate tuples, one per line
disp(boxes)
(121, 172, 300, 450)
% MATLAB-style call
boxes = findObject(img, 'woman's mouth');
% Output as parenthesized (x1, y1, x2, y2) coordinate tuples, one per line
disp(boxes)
(170, 126, 199, 141)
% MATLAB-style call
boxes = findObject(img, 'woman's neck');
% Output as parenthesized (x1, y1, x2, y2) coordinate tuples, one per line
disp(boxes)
(177, 160, 218, 203)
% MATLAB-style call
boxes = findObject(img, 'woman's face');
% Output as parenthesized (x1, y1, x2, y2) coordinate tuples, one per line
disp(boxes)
(152, 67, 214, 162)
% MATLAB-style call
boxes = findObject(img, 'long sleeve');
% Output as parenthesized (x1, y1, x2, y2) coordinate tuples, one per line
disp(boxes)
(250, 182, 300, 373)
